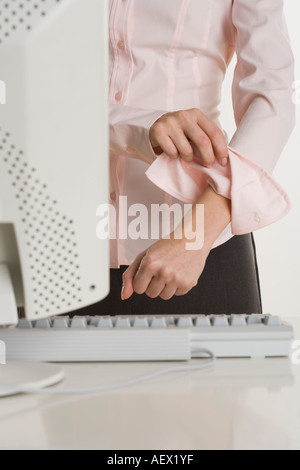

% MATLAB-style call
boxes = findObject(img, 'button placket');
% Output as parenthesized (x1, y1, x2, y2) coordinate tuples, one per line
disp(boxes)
(110, 0, 132, 104)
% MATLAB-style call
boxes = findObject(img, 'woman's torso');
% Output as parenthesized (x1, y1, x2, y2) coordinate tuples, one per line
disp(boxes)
(109, 0, 236, 267)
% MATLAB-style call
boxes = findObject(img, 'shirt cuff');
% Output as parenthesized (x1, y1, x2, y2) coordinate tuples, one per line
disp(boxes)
(145, 146, 291, 235)
(142, 111, 168, 162)
(109, 107, 167, 164)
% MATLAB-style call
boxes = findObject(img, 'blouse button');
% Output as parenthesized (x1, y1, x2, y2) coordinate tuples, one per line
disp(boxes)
(254, 213, 261, 224)
(115, 92, 122, 102)
(110, 192, 117, 202)
(117, 40, 125, 51)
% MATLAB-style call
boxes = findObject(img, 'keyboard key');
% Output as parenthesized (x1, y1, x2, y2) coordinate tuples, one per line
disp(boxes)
(133, 317, 149, 328)
(35, 319, 52, 329)
(71, 317, 88, 329)
(212, 315, 229, 327)
(164, 316, 175, 326)
(151, 317, 167, 328)
(195, 316, 211, 327)
(97, 317, 113, 328)
(230, 315, 247, 327)
(52, 317, 70, 329)
(115, 317, 131, 328)
(177, 317, 193, 328)
(18, 319, 33, 329)
(247, 314, 264, 325)
(264, 315, 282, 326)
(89, 316, 101, 327)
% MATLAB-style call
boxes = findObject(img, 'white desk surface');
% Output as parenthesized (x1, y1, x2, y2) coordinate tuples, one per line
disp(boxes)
(0, 317, 299, 450)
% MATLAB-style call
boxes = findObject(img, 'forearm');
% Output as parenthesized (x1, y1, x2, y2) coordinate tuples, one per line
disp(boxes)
(123, 185, 231, 300)
(172, 185, 231, 254)
(199, 185, 231, 252)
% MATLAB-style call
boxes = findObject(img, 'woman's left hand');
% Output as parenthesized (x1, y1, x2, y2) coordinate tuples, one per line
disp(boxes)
(121, 237, 210, 301)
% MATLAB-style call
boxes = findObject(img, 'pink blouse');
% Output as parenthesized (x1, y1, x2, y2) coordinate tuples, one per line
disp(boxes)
(109, 0, 295, 268)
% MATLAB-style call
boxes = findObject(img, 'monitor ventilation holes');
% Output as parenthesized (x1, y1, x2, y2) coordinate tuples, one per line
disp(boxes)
(0, 127, 83, 316)
(0, 0, 63, 45)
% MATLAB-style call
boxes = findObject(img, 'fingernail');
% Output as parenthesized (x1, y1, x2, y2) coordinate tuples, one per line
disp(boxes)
(121, 285, 124, 301)
(222, 158, 228, 167)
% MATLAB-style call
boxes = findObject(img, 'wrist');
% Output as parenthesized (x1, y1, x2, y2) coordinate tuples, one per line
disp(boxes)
(167, 227, 211, 258)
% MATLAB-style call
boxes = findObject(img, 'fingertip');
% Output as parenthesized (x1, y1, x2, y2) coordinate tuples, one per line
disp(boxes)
(121, 283, 134, 301)
(221, 157, 228, 167)
(167, 151, 179, 160)
(122, 293, 133, 301)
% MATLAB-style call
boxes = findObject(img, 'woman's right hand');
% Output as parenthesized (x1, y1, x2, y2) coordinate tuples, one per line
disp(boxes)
(149, 107, 229, 167)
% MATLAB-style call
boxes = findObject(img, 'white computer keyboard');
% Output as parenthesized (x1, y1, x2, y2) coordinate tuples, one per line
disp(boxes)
(0, 314, 294, 362)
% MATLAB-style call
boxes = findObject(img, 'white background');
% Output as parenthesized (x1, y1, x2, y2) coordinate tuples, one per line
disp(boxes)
(220, 0, 300, 318)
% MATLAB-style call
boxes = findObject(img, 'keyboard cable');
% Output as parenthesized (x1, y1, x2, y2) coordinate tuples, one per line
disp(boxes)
(0, 348, 215, 396)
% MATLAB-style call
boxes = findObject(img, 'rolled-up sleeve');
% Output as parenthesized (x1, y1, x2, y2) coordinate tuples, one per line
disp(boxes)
(146, 0, 295, 235)
(109, 103, 167, 164)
